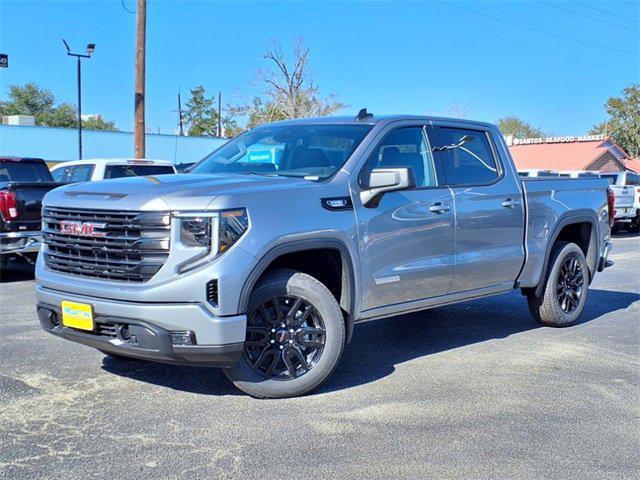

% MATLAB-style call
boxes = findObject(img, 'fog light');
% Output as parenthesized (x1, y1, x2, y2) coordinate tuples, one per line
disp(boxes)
(170, 331, 196, 345)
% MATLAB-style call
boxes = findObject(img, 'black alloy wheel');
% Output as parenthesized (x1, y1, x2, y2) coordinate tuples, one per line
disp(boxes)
(527, 241, 589, 328)
(556, 255, 584, 314)
(244, 296, 326, 380)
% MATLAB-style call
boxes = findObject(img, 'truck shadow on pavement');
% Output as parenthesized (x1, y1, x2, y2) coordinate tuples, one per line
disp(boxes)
(100, 288, 639, 396)
(0, 263, 35, 283)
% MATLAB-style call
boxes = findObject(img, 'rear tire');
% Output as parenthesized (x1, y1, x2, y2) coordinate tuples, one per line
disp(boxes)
(225, 269, 345, 399)
(527, 241, 589, 327)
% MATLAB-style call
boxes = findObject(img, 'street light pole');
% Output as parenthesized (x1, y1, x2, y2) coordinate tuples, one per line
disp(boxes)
(62, 39, 95, 160)
(76, 56, 82, 159)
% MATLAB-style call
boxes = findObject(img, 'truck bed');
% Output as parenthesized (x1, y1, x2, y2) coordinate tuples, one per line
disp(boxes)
(517, 176, 610, 289)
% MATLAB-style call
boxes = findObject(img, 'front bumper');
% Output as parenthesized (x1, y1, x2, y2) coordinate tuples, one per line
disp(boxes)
(36, 285, 246, 367)
(0, 231, 42, 255)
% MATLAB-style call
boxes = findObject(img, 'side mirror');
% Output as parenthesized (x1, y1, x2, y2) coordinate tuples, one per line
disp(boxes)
(360, 167, 416, 208)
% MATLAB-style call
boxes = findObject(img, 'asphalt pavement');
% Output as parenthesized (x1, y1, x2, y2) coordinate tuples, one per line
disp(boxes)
(1, 233, 638, 479)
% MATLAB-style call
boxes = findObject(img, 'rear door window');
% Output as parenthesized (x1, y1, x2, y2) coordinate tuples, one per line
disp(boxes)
(51, 166, 71, 183)
(68, 165, 94, 183)
(104, 165, 175, 179)
(428, 126, 501, 186)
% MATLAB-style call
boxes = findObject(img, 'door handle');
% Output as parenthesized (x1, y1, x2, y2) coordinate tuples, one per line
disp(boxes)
(502, 199, 520, 209)
(429, 203, 451, 214)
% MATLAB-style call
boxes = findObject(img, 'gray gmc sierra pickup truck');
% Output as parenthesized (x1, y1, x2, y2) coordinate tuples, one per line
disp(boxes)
(36, 113, 614, 398)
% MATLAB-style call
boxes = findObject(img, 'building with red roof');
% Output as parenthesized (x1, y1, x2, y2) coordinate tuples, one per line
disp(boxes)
(625, 158, 640, 173)
(507, 135, 636, 173)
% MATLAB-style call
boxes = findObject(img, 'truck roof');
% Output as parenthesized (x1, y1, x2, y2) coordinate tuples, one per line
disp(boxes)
(51, 158, 174, 168)
(0, 157, 47, 164)
(266, 114, 496, 129)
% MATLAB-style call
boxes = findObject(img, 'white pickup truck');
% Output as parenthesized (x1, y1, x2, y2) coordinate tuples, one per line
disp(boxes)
(601, 171, 640, 232)
(50, 159, 177, 184)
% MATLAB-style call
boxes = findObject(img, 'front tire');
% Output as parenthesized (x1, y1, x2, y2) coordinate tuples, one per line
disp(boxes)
(225, 269, 345, 398)
(527, 241, 589, 327)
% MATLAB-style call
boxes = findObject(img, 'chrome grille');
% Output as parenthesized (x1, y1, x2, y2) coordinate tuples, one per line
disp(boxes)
(42, 207, 170, 282)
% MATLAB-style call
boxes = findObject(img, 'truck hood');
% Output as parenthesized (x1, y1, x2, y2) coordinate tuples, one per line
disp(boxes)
(43, 173, 314, 211)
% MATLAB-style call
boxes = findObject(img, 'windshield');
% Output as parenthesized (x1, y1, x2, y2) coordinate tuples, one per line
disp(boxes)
(192, 124, 373, 180)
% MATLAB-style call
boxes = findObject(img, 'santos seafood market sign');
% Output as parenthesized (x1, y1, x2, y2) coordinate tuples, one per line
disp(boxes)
(513, 134, 605, 145)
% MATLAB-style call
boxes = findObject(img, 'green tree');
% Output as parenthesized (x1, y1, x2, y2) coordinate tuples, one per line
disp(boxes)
(184, 86, 218, 136)
(0, 83, 117, 130)
(496, 116, 546, 138)
(589, 84, 640, 157)
(82, 116, 117, 131)
(221, 116, 244, 138)
(231, 97, 287, 130)
(0, 83, 56, 124)
(41, 102, 77, 128)
(184, 86, 240, 137)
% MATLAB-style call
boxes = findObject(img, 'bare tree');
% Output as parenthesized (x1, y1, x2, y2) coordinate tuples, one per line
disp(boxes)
(234, 39, 346, 128)
(259, 39, 312, 118)
(441, 101, 472, 119)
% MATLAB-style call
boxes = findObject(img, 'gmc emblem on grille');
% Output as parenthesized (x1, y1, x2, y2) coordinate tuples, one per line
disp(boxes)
(59, 220, 107, 238)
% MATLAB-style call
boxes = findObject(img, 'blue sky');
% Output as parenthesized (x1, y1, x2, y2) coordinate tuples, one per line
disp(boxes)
(1, 0, 638, 136)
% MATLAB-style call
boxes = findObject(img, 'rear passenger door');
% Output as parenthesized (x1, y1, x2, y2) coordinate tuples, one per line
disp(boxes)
(427, 123, 525, 293)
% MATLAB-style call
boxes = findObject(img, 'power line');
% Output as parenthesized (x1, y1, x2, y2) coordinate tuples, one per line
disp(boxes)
(571, 0, 639, 25)
(439, 1, 639, 57)
(537, 0, 638, 33)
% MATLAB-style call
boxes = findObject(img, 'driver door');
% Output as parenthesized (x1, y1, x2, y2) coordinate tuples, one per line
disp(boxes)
(353, 125, 455, 313)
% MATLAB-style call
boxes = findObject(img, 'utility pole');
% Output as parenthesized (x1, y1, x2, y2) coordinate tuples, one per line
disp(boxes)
(177, 92, 184, 135)
(217, 91, 222, 137)
(134, 0, 146, 158)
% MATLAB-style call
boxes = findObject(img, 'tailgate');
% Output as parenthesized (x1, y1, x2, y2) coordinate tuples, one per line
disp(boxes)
(3, 182, 61, 229)
(610, 185, 635, 208)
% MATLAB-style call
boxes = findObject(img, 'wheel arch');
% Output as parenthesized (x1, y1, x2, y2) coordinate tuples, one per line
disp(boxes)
(238, 239, 358, 343)
(527, 213, 600, 298)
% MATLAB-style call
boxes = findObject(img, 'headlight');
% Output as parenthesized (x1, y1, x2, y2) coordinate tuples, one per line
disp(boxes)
(176, 209, 248, 272)
(180, 217, 211, 247)
(219, 209, 249, 253)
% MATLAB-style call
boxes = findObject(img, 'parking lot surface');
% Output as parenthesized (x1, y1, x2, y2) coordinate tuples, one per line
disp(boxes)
(1, 234, 638, 479)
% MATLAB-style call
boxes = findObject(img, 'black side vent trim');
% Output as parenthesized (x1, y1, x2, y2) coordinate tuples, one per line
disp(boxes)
(206, 279, 219, 306)
(321, 197, 353, 211)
